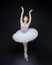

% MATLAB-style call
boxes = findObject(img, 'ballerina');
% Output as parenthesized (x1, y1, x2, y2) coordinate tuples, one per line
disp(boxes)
(12, 6, 38, 62)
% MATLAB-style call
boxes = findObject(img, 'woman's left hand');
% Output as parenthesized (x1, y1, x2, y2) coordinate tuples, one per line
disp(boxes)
(29, 9, 33, 13)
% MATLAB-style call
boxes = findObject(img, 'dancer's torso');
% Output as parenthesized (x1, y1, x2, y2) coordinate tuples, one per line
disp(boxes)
(21, 23, 29, 32)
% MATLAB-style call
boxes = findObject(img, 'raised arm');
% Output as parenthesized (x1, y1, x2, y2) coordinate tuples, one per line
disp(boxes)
(20, 6, 24, 24)
(27, 9, 33, 26)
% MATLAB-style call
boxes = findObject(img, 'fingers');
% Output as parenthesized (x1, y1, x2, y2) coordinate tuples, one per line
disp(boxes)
(21, 6, 33, 13)
(29, 9, 33, 13)
(21, 6, 24, 11)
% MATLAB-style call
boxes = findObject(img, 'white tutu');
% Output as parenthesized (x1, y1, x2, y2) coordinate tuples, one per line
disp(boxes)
(12, 28, 38, 43)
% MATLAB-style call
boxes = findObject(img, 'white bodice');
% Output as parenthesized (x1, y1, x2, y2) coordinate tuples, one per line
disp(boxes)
(21, 24, 29, 32)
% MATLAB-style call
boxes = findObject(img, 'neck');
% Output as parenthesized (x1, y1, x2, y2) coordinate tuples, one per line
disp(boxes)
(24, 21, 27, 24)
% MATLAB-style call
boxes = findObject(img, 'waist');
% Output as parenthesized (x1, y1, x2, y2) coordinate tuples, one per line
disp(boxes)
(21, 28, 28, 33)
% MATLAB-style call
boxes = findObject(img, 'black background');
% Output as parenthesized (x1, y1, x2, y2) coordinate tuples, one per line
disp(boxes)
(0, 0, 52, 65)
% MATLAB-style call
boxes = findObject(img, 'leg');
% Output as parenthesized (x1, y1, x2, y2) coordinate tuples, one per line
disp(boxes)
(23, 43, 28, 62)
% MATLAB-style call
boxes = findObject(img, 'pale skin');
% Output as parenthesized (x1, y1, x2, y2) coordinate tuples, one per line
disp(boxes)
(20, 6, 33, 62)
(20, 6, 33, 26)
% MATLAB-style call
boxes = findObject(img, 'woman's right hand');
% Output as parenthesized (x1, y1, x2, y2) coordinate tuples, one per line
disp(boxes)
(21, 6, 24, 11)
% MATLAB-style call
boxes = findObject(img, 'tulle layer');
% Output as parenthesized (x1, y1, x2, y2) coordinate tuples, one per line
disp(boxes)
(12, 28, 38, 43)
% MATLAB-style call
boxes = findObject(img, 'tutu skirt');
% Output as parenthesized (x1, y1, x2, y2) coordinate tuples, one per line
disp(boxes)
(12, 28, 38, 43)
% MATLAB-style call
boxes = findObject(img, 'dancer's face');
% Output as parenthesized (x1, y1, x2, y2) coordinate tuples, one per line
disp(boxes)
(23, 16, 28, 23)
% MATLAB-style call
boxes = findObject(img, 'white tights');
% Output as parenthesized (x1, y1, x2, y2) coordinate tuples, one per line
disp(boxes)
(23, 43, 28, 62)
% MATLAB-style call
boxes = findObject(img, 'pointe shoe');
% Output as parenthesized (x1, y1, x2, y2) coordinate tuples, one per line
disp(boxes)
(24, 54, 28, 62)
